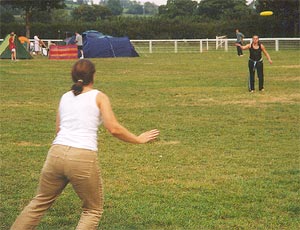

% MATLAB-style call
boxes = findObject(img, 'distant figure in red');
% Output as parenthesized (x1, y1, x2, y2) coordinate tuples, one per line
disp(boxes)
(9, 32, 16, 61)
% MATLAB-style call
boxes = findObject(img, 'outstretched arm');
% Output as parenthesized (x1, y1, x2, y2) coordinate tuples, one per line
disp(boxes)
(236, 43, 251, 50)
(261, 44, 272, 64)
(97, 92, 159, 144)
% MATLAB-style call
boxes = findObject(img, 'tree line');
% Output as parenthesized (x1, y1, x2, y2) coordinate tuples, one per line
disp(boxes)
(0, 0, 299, 39)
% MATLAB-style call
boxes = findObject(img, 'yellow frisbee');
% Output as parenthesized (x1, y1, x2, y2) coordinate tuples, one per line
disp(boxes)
(260, 11, 273, 16)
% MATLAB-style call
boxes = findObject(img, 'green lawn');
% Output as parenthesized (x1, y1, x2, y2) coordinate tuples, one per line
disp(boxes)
(1, 51, 299, 230)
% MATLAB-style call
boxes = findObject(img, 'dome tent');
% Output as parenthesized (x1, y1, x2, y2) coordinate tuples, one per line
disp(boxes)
(82, 30, 139, 58)
(0, 34, 32, 59)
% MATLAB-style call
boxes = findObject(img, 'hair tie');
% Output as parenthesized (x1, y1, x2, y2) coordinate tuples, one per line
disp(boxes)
(78, 79, 83, 83)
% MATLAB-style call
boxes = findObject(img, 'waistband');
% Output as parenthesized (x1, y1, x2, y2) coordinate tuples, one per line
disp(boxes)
(51, 144, 97, 154)
(48, 144, 98, 161)
(249, 57, 263, 63)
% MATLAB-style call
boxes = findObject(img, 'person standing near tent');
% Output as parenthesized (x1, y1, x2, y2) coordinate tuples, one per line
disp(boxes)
(34, 35, 41, 55)
(11, 59, 160, 230)
(235, 29, 244, 56)
(34, 35, 47, 56)
(75, 32, 84, 59)
(237, 35, 272, 92)
(9, 32, 16, 61)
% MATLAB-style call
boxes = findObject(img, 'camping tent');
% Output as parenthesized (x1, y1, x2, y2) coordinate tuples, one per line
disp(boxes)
(18, 36, 30, 50)
(66, 30, 139, 58)
(83, 31, 139, 58)
(0, 34, 32, 59)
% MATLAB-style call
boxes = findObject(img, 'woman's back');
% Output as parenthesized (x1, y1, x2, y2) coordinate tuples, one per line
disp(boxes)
(53, 89, 102, 151)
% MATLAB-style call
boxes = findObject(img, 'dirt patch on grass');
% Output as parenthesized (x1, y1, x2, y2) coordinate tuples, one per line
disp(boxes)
(16, 141, 45, 147)
(4, 102, 53, 108)
(171, 93, 300, 107)
(159, 140, 180, 145)
(220, 93, 300, 106)
(220, 99, 257, 106)
(277, 65, 300, 69)
(273, 76, 300, 82)
(260, 94, 300, 103)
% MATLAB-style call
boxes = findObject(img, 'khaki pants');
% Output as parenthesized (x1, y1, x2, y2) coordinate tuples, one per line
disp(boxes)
(11, 145, 104, 230)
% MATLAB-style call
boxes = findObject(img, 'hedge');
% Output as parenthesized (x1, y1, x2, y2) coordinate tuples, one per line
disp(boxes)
(0, 16, 298, 39)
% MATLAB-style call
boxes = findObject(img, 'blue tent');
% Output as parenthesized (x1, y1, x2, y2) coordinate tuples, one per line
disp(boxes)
(82, 30, 139, 58)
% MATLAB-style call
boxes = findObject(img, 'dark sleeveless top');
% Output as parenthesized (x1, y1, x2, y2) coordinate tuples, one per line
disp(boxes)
(249, 43, 262, 61)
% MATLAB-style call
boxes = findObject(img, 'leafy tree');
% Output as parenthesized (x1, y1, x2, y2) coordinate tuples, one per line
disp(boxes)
(72, 4, 112, 21)
(158, 0, 198, 18)
(255, 0, 299, 36)
(107, 0, 123, 15)
(51, 9, 72, 23)
(93, 4, 112, 19)
(158, 5, 168, 16)
(30, 9, 52, 23)
(197, 0, 248, 20)
(144, 2, 158, 15)
(0, 5, 15, 23)
(159, 0, 198, 18)
(0, 0, 65, 38)
(120, 0, 132, 9)
(72, 4, 94, 21)
(127, 1, 143, 15)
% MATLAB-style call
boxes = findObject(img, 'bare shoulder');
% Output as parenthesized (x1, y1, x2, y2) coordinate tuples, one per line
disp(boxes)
(96, 91, 110, 106)
(97, 91, 108, 98)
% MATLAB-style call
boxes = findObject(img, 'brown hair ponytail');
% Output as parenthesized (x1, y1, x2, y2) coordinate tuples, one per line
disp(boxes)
(71, 59, 96, 96)
(71, 79, 84, 96)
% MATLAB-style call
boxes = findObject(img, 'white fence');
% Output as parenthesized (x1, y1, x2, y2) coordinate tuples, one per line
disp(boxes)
(130, 38, 300, 53)
(1, 37, 299, 53)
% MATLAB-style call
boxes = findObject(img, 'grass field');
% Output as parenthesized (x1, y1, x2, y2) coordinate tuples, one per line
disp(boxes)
(1, 51, 299, 230)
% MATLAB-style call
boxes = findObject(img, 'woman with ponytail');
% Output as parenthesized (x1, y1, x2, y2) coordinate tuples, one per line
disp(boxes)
(11, 59, 160, 230)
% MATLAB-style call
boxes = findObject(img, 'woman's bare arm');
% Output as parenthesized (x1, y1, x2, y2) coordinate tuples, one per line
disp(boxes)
(97, 92, 159, 144)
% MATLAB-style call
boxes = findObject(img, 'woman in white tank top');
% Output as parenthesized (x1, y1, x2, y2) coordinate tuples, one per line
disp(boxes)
(11, 59, 160, 230)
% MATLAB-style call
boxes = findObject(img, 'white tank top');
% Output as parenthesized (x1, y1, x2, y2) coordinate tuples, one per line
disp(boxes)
(53, 89, 102, 151)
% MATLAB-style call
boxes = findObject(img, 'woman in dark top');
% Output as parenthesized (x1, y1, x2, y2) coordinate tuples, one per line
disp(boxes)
(238, 35, 272, 92)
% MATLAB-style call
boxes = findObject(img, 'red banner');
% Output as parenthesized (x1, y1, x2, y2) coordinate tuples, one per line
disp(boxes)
(49, 45, 78, 60)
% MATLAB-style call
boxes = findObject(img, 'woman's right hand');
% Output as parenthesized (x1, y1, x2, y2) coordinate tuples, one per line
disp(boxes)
(138, 129, 160, 143)
(98, 92, 160, 144)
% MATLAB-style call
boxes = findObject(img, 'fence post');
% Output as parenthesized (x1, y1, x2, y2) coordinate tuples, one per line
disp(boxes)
(175, 40, 178, 53)
(149, 40, 152, 53)
(206, 38, 209, 50)
(275, 39, 279, 51)
(225, 39, 228, 52)
(200, 40, 203, 53)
